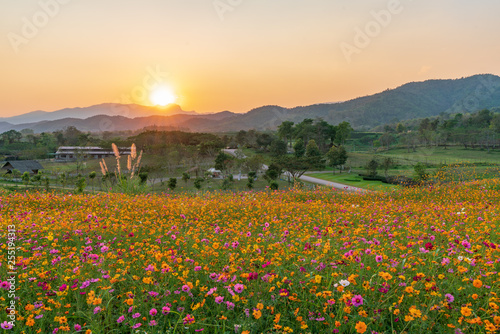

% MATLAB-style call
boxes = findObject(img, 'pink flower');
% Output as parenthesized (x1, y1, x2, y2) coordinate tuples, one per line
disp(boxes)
(215, 296, 224, 304)
(74, 324, 82, 331)
(162, 306, 171, 314)
(117, 315, 125, 323)
(1, 321, 13, 329)
(234, 283, 244, 294)
(375, 255, 383, 263)
(149, 308, 157, 316)
(351, 295, 364, 307)
(181, 284, 190, 292)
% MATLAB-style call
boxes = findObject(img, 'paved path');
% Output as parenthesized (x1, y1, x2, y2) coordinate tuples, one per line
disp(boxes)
(298, 174, 368, 193)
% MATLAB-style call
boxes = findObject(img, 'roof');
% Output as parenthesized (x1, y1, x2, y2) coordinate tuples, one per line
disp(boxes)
(2, 160, 44, 173)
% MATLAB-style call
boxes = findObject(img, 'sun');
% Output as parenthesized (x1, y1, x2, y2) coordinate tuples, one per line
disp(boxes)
(149, 86, 177, 106)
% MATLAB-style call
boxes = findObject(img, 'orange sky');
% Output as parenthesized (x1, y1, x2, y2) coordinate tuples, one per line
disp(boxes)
(1, 0, 500, 117)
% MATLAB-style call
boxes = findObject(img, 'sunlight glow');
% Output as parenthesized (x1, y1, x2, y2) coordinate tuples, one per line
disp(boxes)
(150, 86, 177, 106)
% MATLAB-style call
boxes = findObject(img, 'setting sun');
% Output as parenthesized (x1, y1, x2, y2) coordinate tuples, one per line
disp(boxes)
(150, 86, 177, 106)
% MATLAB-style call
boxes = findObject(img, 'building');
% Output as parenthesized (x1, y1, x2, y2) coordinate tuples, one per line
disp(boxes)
(55, 146, 131, 161)
(1, 160, 44, 175)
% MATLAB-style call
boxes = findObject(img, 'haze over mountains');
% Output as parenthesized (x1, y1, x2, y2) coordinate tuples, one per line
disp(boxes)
(1, 74, 499, 134)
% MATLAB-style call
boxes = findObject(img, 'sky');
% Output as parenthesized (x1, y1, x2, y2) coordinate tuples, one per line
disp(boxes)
(1, 0, 500, 117)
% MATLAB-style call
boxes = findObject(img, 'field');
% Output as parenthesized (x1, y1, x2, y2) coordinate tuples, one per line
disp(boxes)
(309, 173, 399, 191)
(1, 181, 500, 333)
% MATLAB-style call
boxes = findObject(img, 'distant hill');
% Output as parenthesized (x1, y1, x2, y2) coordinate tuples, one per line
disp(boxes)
(0, 103, 196, 125)
(1, 74, 499, 133)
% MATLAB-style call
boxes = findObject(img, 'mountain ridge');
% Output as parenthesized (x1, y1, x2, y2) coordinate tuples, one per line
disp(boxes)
(1, 74, 500, 133)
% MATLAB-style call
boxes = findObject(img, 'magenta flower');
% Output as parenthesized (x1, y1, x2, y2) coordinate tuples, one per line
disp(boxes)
(132, 312, 140, 319)
(0, 281, 11, 290)
(461, 240, 471, 249)
(117, 315, 125, 323)
(215, 296, 224, 304)
(375, 255, 383, 263)
(132, 323, 142, 329)
(351, 294, 364, 307)
(181, 284, 190, 292)
(149, 308, 157, 316)
(74, 324, 82, 331)
(162, 306, 171, 314)
(445, 293, 454, 303)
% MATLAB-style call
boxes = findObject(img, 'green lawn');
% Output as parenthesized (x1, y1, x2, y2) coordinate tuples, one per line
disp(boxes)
(310, 172, 399, 191)
(372, 146, 500, 165)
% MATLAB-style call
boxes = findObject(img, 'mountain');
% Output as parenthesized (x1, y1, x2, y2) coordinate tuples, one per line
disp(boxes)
(0, 103, 195, 125)
(1, 74, 499, 133)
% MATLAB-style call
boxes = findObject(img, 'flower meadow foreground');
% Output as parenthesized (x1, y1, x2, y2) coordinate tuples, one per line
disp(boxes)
(1, 180, 500, 333)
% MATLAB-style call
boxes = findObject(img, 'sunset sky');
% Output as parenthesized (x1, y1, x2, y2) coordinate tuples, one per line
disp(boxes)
(1, 0, 500, 117)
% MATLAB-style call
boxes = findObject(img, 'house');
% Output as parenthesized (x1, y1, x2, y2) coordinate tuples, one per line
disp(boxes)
(207, 168, 222, 178)
(55, 146, 131, 161)
(1, 160, 44, 175)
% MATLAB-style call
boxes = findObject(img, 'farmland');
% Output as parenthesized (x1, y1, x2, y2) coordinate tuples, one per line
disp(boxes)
(1, 180, 500, 333)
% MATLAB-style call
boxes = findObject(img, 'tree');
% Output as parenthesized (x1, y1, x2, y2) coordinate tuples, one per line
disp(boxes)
(59, 172, 67, 189)
(214, 151, 234, 176)
(313, 120, 336, 152)
(269, 139, 287, 157)
(381, 157, 394, 177)
(379, 132, 395, 150)
(182, 172, 191, 184)
(1, 130, 22, 144)
(138, 172, 148, 184)
(294, 119, 315, 143)
(265, 163, 282, 181)
(244, 155, 264, 174)
(274, 155, 312, 183)
(366, 159, 379, 177)
(75, 177, 86, 194)
(22, 172, 30, 187)
(31, 172, 42, 188)
(168, 177, 177, 191)
(335, 121, 353, 145)
(396, 123, 406, 133)
(293, 139, 305, 158)
(43, 176, 50, 192)
(89, 171, 97, 193)
(327, 145, 348, 173)
(414, 162, 428, 182)
(277, 121, 295, 148)
(193, 177, 204, 190)
(305, 139, 324, 169)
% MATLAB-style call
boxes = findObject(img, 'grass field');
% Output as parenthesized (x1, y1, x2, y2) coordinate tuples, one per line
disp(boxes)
(309, 172, 399, 191)
(1, 180, 499, 333)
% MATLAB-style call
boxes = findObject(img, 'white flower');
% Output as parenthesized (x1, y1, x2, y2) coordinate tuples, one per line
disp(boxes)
(457, 256, 463, 262)
(339, 279, 350, 287)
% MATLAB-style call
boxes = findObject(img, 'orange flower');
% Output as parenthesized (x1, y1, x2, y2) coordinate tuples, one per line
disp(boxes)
(355, 321, 367, 333)
(461, 306, 472, 317)
(473, 279, 483, 288)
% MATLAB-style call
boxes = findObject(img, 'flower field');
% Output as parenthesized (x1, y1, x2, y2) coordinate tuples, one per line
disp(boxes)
(1, 180, 500, 333)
